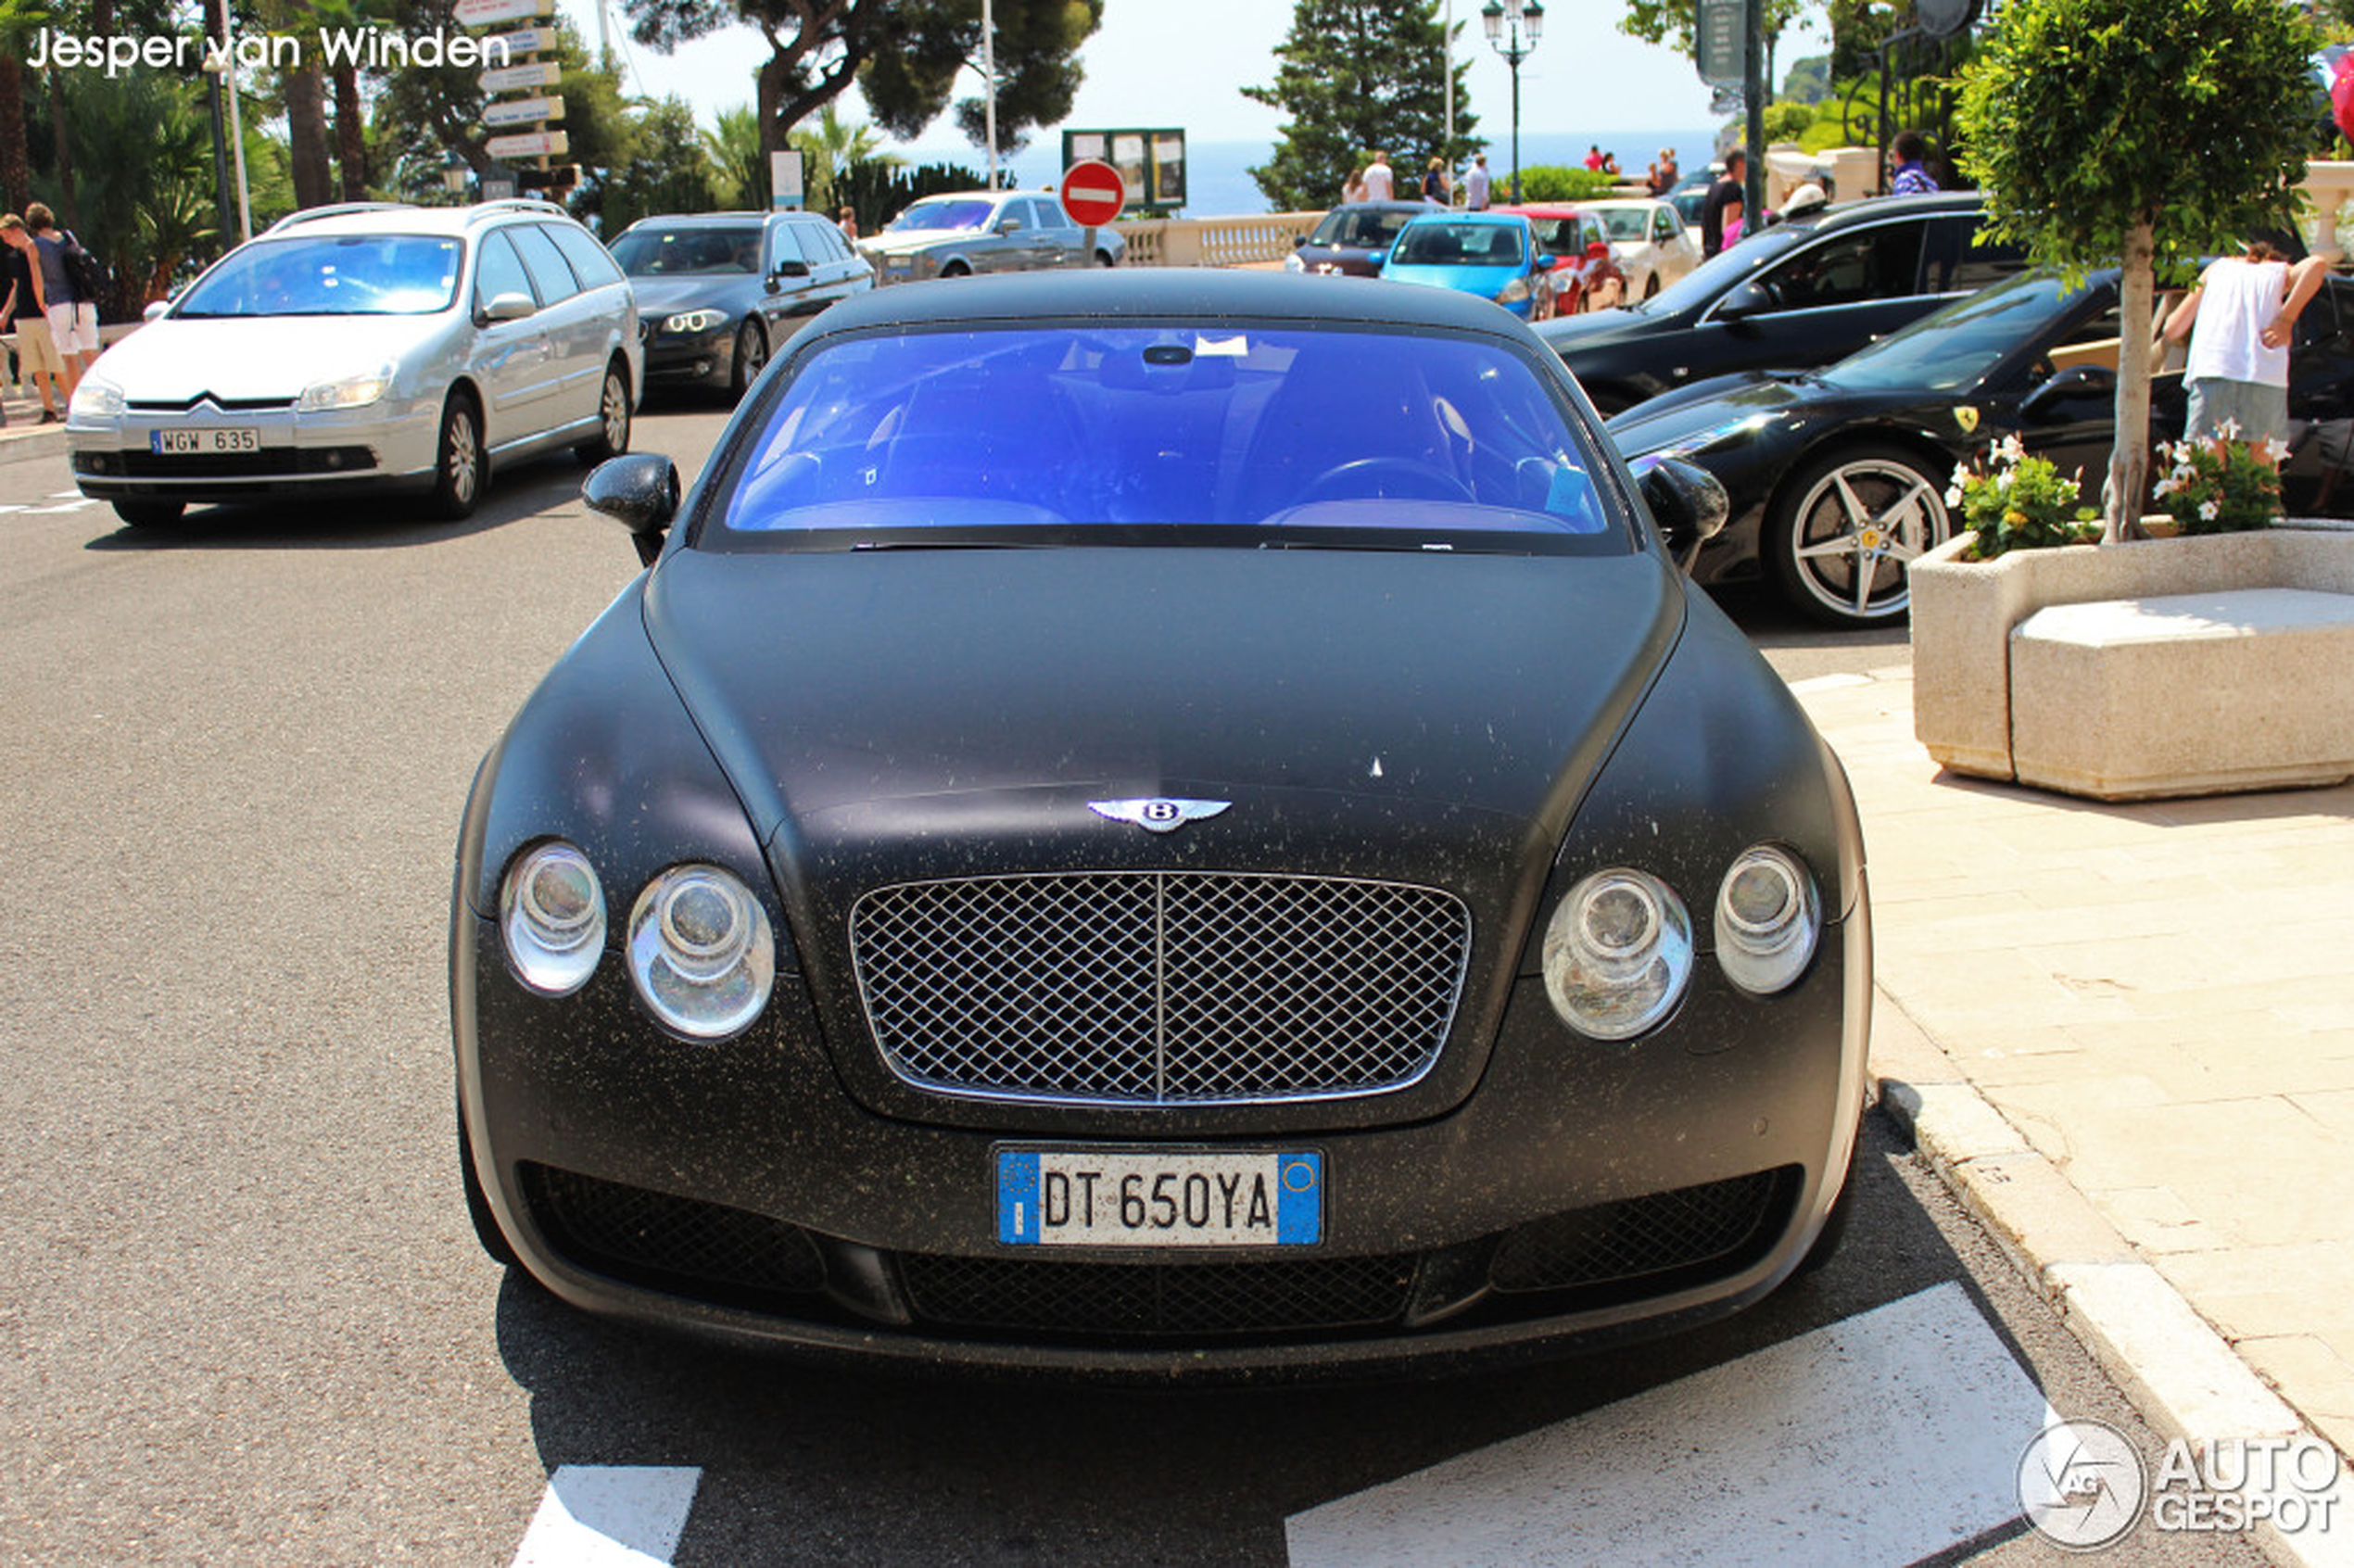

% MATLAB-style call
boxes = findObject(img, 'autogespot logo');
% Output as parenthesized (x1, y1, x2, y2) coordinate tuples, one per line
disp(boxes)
(2019, 1418, 2147, 1552)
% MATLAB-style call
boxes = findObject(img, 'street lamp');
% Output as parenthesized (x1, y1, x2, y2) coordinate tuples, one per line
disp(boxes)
(440, 152, 471, 204)
(1481, 0, 1543, 205)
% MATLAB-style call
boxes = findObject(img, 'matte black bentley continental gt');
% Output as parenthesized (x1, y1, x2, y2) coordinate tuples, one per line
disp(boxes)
(450, 271, 1871, 1376)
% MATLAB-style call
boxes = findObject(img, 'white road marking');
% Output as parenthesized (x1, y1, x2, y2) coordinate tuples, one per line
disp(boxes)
(1285, 1283, 2054, 1567)
(513, 1465, 702, 1568)
(24, 501, 91, 513)
(47, 489, 80, 499)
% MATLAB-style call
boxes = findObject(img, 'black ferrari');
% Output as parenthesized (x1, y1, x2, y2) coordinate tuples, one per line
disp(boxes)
(1609, 267, 2354, 627)
(450, 270, 1870, 1376)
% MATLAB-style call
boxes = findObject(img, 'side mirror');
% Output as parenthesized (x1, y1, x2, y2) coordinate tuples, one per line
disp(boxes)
(1639, 456, 1730, 567)
(1293, 234, 1309, 248)
(772, 259, 811, 279)
(143, 299, 171, 322)
(1714, 280, 1768, 322)
(2019, 363, 2117, 422)
(584, 452, 681, 567)
(476, 290, 537, 325)
(996, 217, 1021, 234)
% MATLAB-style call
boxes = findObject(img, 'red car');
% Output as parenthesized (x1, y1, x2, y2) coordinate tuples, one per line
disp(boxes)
(1492, 205, 1629, 314)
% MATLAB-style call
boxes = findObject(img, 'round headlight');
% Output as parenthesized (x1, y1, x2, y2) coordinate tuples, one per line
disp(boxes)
(500, 841, 606, 995)
(1715, 846, 1821, 994)
(1542, 868, 1692, 1040)
(626, 865, 775, 1039)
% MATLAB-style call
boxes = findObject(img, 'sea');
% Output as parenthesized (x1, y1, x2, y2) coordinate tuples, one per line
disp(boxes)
(911, 129, 1728, 217)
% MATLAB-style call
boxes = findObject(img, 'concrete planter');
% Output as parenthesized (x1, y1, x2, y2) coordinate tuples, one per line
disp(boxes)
(1908, 524, 2354, 800)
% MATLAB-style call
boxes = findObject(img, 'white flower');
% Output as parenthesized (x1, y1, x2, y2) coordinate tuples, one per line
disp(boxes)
(1997, 470, 2015, 493)
(1944, 484, 1964, 505)
(2258, 436, 2290, 464)
(1995, 434, 2027, 465)
(2219, 417, 2244, 439)
(2200, 499, 2221, 521)
(1950, 462, 1972, 488)
(2151, 475, 2179, 498)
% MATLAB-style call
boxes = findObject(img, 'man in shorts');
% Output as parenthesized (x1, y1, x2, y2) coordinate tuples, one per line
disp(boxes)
(0, 213, 66, 422)
(26, 203, 97, 396)
(2163, 239, 2330, 462)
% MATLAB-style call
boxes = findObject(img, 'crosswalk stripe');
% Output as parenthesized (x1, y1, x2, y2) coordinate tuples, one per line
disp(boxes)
(513, 1465, 702, 1567)
(1285, 1283, 2053, 1567)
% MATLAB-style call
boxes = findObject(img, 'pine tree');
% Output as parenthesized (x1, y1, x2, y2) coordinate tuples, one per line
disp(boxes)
(1243, 0, 1478, 212)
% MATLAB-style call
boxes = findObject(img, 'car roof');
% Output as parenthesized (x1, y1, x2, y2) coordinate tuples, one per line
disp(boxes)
(259, 199, 579, 239)
(1489, 205, 1591, 218)
(1802, 191, 1985, 232)
(1326, 201, 1440, 215)
(623, 211, 808, 231)
(1402, 210, 1530, 225)
(803, 268, 1546, 338)
(1579, 197, 1665, 209)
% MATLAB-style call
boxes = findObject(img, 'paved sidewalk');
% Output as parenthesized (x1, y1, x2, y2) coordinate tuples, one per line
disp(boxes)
(1795, 664, 2354, 1557)
(0, 380, 68, 462)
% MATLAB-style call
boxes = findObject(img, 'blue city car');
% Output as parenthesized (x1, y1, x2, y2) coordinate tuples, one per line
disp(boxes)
(451, 271, 1869, 1377)
(1380, 212, 1556, 319)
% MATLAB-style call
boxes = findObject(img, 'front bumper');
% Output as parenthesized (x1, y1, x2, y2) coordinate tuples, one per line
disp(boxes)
(454, 889, 1867, 1377)
(639, 324, 740, 389)
(68, 400, 440, 504)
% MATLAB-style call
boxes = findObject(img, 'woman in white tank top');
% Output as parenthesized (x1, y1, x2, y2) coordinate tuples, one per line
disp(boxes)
(2162, 240, 2329, 457)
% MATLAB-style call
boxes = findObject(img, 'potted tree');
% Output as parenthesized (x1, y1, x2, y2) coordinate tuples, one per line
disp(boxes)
(1908, 0, 2354, 796)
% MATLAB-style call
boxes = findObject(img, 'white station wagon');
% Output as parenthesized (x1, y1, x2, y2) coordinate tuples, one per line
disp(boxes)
(69, 199, 641, 527)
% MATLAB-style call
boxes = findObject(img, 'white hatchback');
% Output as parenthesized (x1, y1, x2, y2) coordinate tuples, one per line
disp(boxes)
(1581, 198, 1705, 303)
(68, 199, 641, 527)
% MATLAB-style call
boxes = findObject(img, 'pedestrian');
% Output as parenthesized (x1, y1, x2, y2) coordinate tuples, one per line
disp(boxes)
(1421, 155, 1449, 205)
(1700, 149, 1745, 259)
(1888, 131, 1940, 196)
(1648, 147, 1679, 196)
(25, 202, 97, 396)
(1600, 149, 1621, 178)
(836, 205, 859, 240)
(1341, 166, 1368, 205)
(0, 213, 65, 423)
(1584, 145, 1605, 171)
(2162, 239, 2330, 464)
(1463, 153, 1490, 211)
(1361, 150, 1394, 202)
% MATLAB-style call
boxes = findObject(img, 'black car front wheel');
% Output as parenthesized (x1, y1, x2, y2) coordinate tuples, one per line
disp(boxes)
(1767, 443, 1953, 628)
(728, 320, 767, 399)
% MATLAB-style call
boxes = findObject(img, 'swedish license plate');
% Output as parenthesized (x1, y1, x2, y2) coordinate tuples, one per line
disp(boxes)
(996, 1148, 1323, 1247)
(151, 427, 259, 455)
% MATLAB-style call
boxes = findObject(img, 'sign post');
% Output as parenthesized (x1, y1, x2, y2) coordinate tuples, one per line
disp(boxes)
(1058, 158, 1125, 270)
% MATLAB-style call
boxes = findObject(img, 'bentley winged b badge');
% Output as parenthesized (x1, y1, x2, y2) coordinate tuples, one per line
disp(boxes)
(1088, 798, 1232, 834)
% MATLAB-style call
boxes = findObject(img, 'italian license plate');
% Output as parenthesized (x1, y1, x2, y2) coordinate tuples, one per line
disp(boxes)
(150, 427, 259, 455)
(996, 1148, 1323, 1247)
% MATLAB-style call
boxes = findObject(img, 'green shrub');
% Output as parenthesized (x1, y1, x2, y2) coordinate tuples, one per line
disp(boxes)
(1512, 165, 1619, 202)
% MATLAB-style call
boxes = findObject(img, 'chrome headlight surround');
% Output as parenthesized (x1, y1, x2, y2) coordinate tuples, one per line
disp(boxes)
(1541, 867, 1693, 1040)
(661, 309, 726, 335)
(1715, 844, 1822, 994)
(499, 841, 607, 996)
(626, 864, 775, 1040)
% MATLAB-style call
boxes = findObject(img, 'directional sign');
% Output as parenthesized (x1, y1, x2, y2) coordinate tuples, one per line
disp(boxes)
(488, 24, 556, 55)
(484, 95, 565, 128)
(454, 0, 550, 25)
(485, 129, 568, 159)
(1697, 0, 1744, 85)
(479, 58, 561, 95)
(1059, 158, 1125, 227)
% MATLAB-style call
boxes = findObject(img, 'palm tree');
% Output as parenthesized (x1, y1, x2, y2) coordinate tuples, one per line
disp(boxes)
(788, 102, 895, 218)
(0, 0, 52, 211)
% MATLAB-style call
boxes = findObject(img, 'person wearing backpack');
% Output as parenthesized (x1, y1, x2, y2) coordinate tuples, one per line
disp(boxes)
(26, 202, 99, 395)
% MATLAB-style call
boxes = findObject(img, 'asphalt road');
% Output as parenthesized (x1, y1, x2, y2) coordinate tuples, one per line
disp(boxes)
(0, 408, 2258, 1565)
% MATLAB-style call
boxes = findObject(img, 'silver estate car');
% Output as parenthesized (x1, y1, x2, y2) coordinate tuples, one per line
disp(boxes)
(856, 189, 1124, 285)
(69, 199, 642, 527)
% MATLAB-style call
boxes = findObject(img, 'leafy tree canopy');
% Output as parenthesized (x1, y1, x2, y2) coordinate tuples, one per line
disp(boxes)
(1242, 0, 1478, 211)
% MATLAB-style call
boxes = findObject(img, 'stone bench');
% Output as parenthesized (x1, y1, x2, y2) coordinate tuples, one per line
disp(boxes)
(2008, 588, 2354, 800)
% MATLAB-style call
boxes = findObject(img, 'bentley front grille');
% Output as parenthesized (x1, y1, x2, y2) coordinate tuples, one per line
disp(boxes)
(851, 872, 1472, 1106)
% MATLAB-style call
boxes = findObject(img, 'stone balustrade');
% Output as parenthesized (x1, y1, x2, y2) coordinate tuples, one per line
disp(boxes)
(1113, 211, 1324, 269)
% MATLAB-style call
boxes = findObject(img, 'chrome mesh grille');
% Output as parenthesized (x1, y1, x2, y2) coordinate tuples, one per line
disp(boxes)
(852, 872, 1472, 1105)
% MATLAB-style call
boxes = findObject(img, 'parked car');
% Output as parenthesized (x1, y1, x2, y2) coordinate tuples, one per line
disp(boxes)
(857, 190, 1123, 285)
(1491, 204, 1626, 314)
(1581, 196, 1705, 301)
(1284, 200, 1434, 277)
(1379, 211, 1558, 320)
(1607, 266, 2354, 628)
(452, 270, 1868, 1375)
(68, 198, 640, 527)
(609, 209, 873, 400)
(1536, 193, 2028, 415)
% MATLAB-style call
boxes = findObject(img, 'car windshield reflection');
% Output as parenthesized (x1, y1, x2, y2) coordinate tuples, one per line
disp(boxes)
(888, 198, 996, 233)
(173, 234, 463, 318)
(1635, 227, 1805, 315)
(1816, 271, 2088, 393)
(716, 324, 1625, 554)
(1392, 222, 1527, 268)
(609, 227, 760, 275)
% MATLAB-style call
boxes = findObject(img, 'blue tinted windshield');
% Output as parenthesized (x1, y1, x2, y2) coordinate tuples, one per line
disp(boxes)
(1391, 221, 1526, 268)
(716, 325, 1621, 550)
(175, 234, 463, 317)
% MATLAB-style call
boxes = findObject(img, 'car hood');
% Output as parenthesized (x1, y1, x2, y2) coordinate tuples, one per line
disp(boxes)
(627, 276, 753, 315)
(1533, 307, 1655, 351)
(861, 228, 981, 257)
(93, 314, 445, 401)
(640, 543, 1681, 877)
(1606, 372, 1810, 454)
(1381, 262, 1516, 295)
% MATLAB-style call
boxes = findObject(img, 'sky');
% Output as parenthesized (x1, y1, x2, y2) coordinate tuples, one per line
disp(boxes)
(551, 0, 1812, 153)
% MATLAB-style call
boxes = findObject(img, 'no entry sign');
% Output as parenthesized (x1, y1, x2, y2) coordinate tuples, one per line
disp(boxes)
(1059, 159, 1126, 227)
